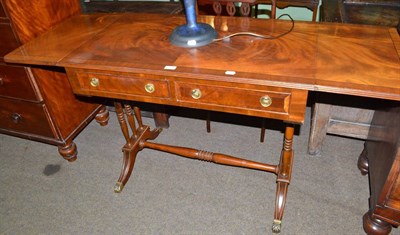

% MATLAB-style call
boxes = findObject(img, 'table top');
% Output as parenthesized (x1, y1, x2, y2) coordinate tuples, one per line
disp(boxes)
(5, 13, 400, 101)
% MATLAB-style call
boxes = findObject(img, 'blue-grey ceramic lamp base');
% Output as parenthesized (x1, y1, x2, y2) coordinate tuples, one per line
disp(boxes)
(169, 23, 217, 48)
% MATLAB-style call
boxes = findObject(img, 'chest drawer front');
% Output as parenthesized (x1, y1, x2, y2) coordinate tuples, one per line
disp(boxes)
(75, 72, 171, 99)
(175, 82, 290, 115)
(0, 64, 40, 101)
(0, 97, 54, 137)
(0, 23, 19, 62)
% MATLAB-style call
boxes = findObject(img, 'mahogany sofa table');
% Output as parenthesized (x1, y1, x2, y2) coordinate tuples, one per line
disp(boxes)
(5, 13, 400, 234)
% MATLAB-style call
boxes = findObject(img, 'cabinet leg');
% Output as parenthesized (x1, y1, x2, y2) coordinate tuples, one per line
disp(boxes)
(95, 105, 110, 126)
(358, 143, 369, 175)
(363, 211, 392, 235)
(58, 141, 77, 162)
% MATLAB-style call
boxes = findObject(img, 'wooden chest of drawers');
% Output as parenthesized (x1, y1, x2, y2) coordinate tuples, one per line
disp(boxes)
(0, 0, 108, 161)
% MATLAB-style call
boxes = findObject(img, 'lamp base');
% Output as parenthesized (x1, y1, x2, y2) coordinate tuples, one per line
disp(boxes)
(169, 23, 217, 48)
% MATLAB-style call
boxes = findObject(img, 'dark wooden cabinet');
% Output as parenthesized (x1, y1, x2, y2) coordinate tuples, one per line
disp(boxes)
(359, 105, 400, 234)
(0, 0, 109, 161)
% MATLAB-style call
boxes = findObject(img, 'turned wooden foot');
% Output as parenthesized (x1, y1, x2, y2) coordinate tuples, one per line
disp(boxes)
(95, 105, 110, 126)
(58, 142, 77, 162)
(363, 211, 392, 235)
(358, 145, 369, 175)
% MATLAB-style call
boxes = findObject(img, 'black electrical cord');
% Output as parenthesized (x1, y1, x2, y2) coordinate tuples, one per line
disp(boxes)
(213, 14, 295, 42)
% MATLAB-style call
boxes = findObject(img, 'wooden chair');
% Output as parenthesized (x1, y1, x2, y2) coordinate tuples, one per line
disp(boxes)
(255, 0, 319, 21)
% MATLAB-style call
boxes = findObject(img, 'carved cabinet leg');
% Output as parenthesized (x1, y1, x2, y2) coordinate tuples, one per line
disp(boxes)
(363, 211, 392, 235)
(95, 105, 110, 126)
(58, 141, 77, 162)
(272, 125, 295, 233)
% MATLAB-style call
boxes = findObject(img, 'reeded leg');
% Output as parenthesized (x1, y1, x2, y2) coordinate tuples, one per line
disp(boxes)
(114, 125, 161, 193)
(113, 102, 162, 193)
(114, 148, 139, 193)
(273, 182, 289, 233)
(358, 143, 369, 175)
(58, 141, 77, 162)
(363, 211, 392, 235)
(272, 125, 294, 233)
(95, 105, 110, 126)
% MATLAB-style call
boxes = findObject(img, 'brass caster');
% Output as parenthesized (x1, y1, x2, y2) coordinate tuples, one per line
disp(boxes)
(272, 220, 282, 233)
(114, 182, 124, 193)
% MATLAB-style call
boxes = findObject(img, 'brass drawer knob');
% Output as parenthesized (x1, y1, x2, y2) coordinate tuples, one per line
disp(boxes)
(90, 77, 99, 87)
(90, 78, 100, 87)
(260, 95, 272, 107)
(0, 76, 4, 86)
(144, 83, 155, 93)
(191, 88, 202, 99)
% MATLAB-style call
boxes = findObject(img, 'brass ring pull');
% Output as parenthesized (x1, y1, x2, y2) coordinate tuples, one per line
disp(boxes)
(260, 95, 272, 107)
(0, 76, 4, 86)
(191, 88, 202, 99)
(144, 83, 155, 93)
(90, 77, 99, 87)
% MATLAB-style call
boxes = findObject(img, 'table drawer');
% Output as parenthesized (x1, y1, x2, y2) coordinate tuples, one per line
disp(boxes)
(0, 97, 54, 138)
(75, 72, 171, 99)
(0, 22, 19, 61)
(175, 82, 290, 115)
(0, 64, 40, 101)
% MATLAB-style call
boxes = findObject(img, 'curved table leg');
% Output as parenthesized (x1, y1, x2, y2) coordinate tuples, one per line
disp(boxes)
(272, 181, 289, 233)
(113, 102, 162, 193)
(114, 126, 161, 193)
(58, 141, 77, 162)
(272, 125, 294, 233)
(363, 211, 392, 235)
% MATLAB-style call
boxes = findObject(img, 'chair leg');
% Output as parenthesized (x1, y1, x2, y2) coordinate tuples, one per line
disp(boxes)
(260, 118, 266, 142)
(206, 111, 211, 133)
